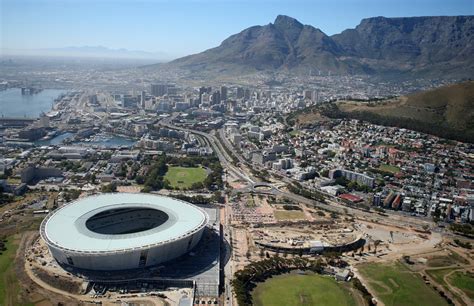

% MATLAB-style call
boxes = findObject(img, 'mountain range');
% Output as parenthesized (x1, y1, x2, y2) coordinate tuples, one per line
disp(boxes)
(3, 46, 170, 61)
(154, 15, 474, 79)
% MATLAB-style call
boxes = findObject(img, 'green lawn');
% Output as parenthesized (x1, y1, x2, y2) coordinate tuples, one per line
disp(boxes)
(0, 235, 20, 306)
(427, 268, 456, 286)
(252, 273, 357, 306)
(448, 271, 474, 300)
(378, 164, 400, 174)
(164, 166, 208, 189)
(289, 130, 300, 137)
(358, 262, 448, 306)
(274, 210, 306, 220)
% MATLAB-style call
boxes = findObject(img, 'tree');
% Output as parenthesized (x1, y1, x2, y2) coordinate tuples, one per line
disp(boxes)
(101, 182, 117, 193)
(373, 240, 381, 254)
(135, 175, 145, 185)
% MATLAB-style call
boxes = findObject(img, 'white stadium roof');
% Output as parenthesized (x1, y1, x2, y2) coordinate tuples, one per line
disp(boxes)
(41, 193, 208, 254)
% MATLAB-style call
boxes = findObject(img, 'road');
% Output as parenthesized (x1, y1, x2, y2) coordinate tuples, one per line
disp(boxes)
(216, 126, 431, 230)
(159, 115, 254, 184)
(158, 114, 434, 305)
(161, 115, 432, 229)
(159, 114, 241, 306)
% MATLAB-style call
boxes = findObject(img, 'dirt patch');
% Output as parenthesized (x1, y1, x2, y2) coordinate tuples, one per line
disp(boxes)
(368, 280, 393, 295)
(299, 292, 311, 305)
(35, 299, 54, 306)
(388, 278, 399, 288)
(33, 268, 82, 294)
(15, 232, 79, 305)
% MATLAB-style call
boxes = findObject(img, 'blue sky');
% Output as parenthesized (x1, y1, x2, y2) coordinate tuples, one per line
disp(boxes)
(1, 0, 473, 58)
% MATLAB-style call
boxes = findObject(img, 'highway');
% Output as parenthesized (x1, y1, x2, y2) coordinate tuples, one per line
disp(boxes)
(159, 115, 254, 184)
(158, 114, 433, 305)
(160, 115, 432, 231)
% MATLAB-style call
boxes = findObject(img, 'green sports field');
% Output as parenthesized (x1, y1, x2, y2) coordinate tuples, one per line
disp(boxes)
(252, 273, 357, 306)
(358, 262, 448, 306)
(378, 164, 400, 174)
(164, 166, 208, 189)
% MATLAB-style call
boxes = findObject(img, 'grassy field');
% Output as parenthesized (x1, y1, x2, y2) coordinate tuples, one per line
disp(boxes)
(449, 271, 474, 299)
(274, 210, 306, 220)
(0, 235, 20, 306)
(252, 273, 357, 306)
(164, 166, 208, 189)
(426, 268, 456, 287)
(378, 164, 400, 174)
(358, 262, 448, 306)
(246, 195, 256, 207)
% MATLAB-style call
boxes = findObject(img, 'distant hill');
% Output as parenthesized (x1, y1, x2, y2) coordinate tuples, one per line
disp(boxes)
(147, 15, 474, 80)
(4, 46, 170, 61)
(291, 81, 474, 143)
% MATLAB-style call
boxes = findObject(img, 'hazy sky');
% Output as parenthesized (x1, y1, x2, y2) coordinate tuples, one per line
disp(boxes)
(1, 0, 473, 58)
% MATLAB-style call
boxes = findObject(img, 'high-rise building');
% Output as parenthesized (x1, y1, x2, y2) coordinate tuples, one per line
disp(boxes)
(199, 86, 212, 103)
(303, 90, 313, 100)
(303, 90, 318, 102)
(236, 87, 244, 99)
(211, 91, 221, 105)
(200, 93, 210, 106)
(89, 94, 98, 104)
(244, 89, 251, 100)
(140, 91, 146, 108)
(151, 84, 167, 97)
(166, 85, 177, 96)
(220, 86, 228, 101)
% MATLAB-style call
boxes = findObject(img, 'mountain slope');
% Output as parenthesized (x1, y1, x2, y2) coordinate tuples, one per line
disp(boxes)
(332, 16, 474, 76)
(292, 81, 474, 142)
(154, 15, 474, 79)
(161, 15, 367, 74)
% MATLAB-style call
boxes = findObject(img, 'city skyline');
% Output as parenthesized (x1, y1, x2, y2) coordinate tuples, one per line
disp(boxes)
(1, 0, 473, 59)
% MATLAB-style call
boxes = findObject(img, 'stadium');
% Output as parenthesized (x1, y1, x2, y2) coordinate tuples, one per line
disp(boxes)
(40, 193, 209, 271)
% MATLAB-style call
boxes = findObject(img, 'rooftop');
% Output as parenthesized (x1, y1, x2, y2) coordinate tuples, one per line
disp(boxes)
(41, 193, 208, 253)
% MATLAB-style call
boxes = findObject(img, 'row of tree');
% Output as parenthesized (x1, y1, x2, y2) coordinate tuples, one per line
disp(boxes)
(231, 255, 375, 306)
(171, 191, 225, 205)
(231, 256, 327, 306)
(287, 182, 326, 202)
(450, 223, 474, 237)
